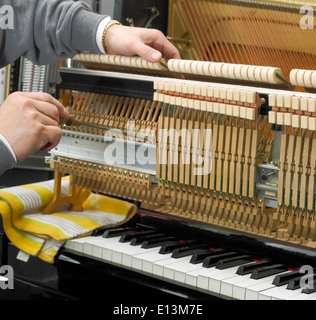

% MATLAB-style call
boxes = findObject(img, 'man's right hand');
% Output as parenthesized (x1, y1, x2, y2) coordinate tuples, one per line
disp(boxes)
(0, 92, 69, 163)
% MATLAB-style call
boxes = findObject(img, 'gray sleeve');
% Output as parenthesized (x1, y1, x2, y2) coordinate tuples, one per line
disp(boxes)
(0, 0, 108, 67)
(0, 140, 16, 175)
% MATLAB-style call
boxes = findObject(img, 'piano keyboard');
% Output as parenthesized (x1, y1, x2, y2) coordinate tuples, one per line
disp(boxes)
(63, 223, 316, 300)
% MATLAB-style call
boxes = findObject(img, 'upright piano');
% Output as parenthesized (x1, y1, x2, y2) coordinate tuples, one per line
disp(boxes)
(1, 0, 316, 301)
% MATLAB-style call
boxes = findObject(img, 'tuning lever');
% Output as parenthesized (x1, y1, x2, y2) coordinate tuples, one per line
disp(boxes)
(60, 114, 109, 131)
(59, 115, 82, 127)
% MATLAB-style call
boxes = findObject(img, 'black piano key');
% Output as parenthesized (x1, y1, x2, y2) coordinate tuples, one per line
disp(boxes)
(202, 252, 240, 268)
(91, 228, 106, 236)
(119, 230, 157, 243)
(250, 264, 287, 280)
(237, 260, 272, 275)
(272, 270, 301, 286)
(171, 244, 210, 258)
(216, 255, 252, 270)
(130, 233, 167, 246)
(287, 273, 316, 291)
(159, 240, 197, 254)
(190, 248, 226, 264)
(141, 236, 179, 249)
(287, 276, 305, 290)
(102, 226, 141, 238)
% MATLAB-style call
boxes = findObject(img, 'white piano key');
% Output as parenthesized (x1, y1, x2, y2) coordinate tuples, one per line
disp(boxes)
(245, 274, 288, 300)
(115, 240, 157, 267)
(221, 273, 252, 298)
(185, 267, 209, 288)
(123, 246, 160, 269)
(109, 240, 156, 266)
(306, 293, 316, 300)
(232, 273, 287, 300)
(258, 285, 303, 300)
(196, 268, 218, 291)
(197, 266, 237, 293)
(64, 239, 75, 252)
(153, 256, 191, 278)
(220, 261, 266, 297)
(91, 241, 104, 260)
(82, 236, 105, 259)
(288, 291, 316, 300)
(133, 251, 172, 273)
(101, 242, 115, 261)
(258, 293, 272, 300)
(174, 262, 205, 284)
(164, 259, 190, 280)
(103, 238, 128, 264)
(82, 236, 123, 263)
(163, 258, 198, 281)
(115, 245, 144, 266)
(208, 266, 241, 295)
(68, 237, 89, 256)
(67, 236, 117, 260)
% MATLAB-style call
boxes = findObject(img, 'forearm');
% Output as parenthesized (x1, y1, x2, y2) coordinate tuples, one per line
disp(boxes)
(0, 0, 108, 67)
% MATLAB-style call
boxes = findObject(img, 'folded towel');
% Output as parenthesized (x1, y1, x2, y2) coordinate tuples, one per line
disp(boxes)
(0, 179, 136, 263)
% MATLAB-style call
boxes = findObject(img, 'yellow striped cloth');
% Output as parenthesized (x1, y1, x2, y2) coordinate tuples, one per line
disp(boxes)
(0, 179, 136, 263)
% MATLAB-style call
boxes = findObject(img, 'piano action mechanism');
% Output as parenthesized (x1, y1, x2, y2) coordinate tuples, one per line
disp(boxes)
(47, 0, 316, 250)
(36, 0, 316, 299)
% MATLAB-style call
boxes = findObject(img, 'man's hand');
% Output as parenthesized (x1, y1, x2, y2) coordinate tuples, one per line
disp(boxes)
(0, 92, 69, 163)
(103, 25, 181, 63)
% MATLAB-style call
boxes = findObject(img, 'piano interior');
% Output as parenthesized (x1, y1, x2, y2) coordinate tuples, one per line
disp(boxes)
(1, 0, 316, 301)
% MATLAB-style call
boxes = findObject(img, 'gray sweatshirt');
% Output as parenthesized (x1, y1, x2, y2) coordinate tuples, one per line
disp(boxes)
(0, 139, 15, 174)
(0, 0, 107, 67)
(0, 0, 108, 175)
